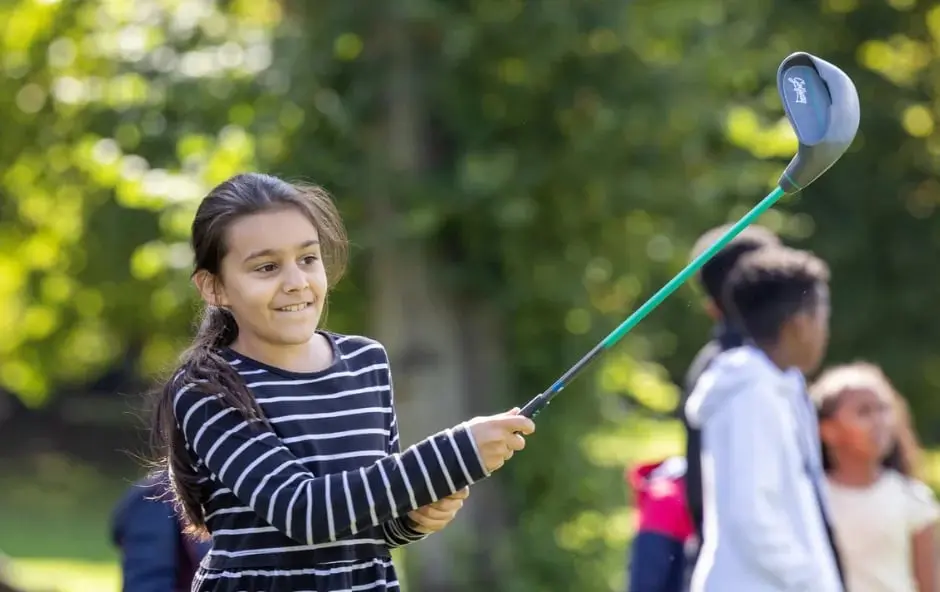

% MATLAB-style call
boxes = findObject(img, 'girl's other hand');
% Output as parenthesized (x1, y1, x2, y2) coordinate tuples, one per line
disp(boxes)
(407, 487, 470, 534)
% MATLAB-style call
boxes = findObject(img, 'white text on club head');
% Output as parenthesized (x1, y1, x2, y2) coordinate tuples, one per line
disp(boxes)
(788, 76, 808, 104)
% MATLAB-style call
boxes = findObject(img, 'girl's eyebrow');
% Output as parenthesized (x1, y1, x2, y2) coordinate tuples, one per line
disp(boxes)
(243, 240, 320, 263)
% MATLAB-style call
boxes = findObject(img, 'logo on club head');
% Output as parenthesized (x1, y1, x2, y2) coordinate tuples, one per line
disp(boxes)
(788, 76, 808, 105)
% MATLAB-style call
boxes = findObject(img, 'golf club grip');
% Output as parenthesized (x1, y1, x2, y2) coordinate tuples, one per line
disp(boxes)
(520, 394, 548, 419)
(518, 342, 607, 420)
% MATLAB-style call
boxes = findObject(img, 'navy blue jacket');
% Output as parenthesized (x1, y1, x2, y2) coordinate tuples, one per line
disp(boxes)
(111, 475, 211, 592)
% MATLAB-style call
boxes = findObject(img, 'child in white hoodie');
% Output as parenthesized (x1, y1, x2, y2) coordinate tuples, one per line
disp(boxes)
(685, 247, 844, 592)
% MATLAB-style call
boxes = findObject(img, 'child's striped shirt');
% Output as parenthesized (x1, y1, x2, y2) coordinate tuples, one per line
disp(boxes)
(172, 332, 488, 591)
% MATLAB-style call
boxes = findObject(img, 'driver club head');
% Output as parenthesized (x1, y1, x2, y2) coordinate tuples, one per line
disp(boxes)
(776, 52, 860, 194)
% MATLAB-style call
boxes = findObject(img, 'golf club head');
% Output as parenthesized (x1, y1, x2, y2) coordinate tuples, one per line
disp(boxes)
(776, 52, 860, 194)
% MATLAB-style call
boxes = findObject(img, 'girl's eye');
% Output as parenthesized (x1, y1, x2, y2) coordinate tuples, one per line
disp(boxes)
(255, 263, 277, 273)
(859, 402, 882, 417)
(301, 254, 320, 265)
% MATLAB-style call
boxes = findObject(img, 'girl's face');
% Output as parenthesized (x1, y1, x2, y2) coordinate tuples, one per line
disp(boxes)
(822, 387, 895, 463)
(199, 207, 328, 348)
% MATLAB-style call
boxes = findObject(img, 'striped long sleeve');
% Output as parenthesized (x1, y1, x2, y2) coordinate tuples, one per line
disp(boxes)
(374, 344, 484, 548)
(381, 403, 430, 548)
(173, 384, 488, 547)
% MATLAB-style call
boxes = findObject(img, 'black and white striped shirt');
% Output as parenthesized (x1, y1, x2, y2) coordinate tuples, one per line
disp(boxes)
(173, 332, 488, 591)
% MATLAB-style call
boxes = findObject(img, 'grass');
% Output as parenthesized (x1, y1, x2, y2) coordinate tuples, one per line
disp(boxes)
(0, 454, 131, 592)
(7, 560, 118, 592)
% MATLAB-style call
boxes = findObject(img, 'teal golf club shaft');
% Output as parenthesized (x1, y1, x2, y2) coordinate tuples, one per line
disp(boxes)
(519, 185, 787, 419)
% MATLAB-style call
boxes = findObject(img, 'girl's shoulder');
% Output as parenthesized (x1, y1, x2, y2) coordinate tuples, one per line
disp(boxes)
(327, 331, 383, 347)
(881, 469, 932, 494)
(326, 331, 385, 350)
(881, 469, 939, 518)
(325, 332, 390, 363)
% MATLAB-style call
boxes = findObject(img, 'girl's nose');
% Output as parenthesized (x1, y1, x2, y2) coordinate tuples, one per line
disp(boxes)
(282, 263, 307, 292)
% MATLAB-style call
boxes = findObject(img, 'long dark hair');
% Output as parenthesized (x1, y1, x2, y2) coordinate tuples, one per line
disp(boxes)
(150, 173, 348, 536)
(810, 362, 921, 478)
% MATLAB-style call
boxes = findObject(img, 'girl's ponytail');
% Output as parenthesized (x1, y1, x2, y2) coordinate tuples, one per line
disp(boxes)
(151, 305, 265, 536)
(197, 305, 239, 350)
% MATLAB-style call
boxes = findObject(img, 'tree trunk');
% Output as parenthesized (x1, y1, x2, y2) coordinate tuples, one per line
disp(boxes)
(365, 3, 512, 590)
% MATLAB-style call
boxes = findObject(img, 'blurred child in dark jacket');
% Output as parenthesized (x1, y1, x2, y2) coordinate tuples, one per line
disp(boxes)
(111, 471, 211, 592)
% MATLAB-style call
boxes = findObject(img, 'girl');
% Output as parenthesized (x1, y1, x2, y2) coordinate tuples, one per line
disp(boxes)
(150, 173, 535, 592)
(811, 362, 939, 592)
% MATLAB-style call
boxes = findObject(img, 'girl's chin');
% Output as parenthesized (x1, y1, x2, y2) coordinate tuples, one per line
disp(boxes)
(268, 319, 322, 342)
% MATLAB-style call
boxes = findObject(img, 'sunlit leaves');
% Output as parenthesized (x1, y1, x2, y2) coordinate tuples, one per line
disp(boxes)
(554, 507, 638, 589)
(22, 305, 58, 340)
(204, 126, 256, 184)
(555, 506, 632, 558)
(564, 308, 592, 335)
(599, 352, 680, 414)
(0, 0, 287, 400)
(1, 0, 63, 53)
(278, 102, 305, 131)
(130, 241, 170, 280)
(59, 320, 118, 376)
(858, 36, 931, 87)
(139, 334, 180, 375)
(558, 415, 684, 589)
(822, 0, 858, 15)
(725, 107, 799, 158)
(928, 7, 940, 48)
(902, 104, 935, 137)
(15, 84, 47, 113)
(458, 149, 518, 195)
(0, 360, 46, 405)
(887, 0, 916, 10)
(333, 33, 363, 61)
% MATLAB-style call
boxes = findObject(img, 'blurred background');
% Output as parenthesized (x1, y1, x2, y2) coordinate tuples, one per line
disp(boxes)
(1, 0, 940, 590)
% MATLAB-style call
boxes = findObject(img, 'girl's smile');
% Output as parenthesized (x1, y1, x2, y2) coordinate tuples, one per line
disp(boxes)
(275, 302, 313, 312)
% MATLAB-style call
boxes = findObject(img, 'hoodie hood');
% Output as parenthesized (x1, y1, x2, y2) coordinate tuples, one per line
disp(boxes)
(684, 345, 804, 430)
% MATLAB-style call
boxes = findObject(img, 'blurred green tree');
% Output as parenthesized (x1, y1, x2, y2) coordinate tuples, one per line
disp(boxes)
(0, 0, 288, 402)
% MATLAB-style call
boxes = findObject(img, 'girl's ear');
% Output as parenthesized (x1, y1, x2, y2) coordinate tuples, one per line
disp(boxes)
(193, 270, 227, 307)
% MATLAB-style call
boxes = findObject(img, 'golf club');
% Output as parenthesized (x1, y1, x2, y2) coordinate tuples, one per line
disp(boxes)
(519, 51, 860, 420)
